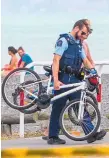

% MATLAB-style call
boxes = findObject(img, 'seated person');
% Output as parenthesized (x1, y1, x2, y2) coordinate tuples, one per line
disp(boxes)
(17, 46, 34, 70)
(1, 46, 18, 76)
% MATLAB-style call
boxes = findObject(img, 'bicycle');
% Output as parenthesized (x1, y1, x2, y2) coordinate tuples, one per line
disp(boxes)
(2, 66, 101, 141)
(2, 66, 98, 113)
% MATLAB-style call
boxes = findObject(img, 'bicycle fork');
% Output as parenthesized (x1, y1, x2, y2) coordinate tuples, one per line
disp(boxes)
(78, 90, 86, 120)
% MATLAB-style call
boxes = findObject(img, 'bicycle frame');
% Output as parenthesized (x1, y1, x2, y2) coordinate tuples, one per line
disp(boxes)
(20, 73, 87, 120)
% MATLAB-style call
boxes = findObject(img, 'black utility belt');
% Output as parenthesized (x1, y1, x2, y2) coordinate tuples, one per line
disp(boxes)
(60, 66, 85, 81)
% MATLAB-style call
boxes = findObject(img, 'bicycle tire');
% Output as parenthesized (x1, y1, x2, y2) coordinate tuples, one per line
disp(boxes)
(68, 91, 98, 125)
(86, 91, 98, 105)
(59, 98, 101, 141)
(19, 106, 41, 114)
(2, 68, 42, 110)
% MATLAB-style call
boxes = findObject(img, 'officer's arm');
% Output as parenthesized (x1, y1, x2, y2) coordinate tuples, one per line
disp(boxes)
(83, 41, 95, 67)
(52, 55, 61, 81)
(83, 58, 94, 69)
(81, 47, 94, 69)
(52, 37, 68, 81)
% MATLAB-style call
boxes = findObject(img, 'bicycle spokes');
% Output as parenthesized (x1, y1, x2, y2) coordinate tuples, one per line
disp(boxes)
(61, 100, 99, 139)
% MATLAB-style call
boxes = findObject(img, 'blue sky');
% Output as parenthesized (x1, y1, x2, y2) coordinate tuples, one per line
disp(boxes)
(1, 0, 109, 15)
(1, 0, 109, 73)
(1, 0, 109, 24)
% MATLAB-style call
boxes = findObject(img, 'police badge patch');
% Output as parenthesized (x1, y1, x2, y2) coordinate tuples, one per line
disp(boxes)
(56, 40, 63, 47)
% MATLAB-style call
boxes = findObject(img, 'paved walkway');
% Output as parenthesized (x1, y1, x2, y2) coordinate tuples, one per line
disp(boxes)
(1, 133, 109, 149)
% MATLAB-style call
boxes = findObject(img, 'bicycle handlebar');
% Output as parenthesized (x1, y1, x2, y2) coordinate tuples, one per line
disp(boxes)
(83, 68, 99, 79)
(85, 74, 99, 79)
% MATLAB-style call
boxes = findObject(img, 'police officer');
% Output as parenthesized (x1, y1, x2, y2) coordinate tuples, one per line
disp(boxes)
(47, 20, 106, 144)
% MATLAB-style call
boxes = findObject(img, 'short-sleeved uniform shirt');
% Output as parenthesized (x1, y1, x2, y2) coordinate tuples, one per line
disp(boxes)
(53, 34, 87, 83)
(54, 33, 86, 60)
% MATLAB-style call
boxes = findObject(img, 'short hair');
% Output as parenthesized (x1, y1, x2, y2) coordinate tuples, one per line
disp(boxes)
(82, 19, 93, 33)
(17, 46, 25, 52)
(8, 46, 17, 54)
(73, 20, 85, 29)
(73, 19, 92, 33)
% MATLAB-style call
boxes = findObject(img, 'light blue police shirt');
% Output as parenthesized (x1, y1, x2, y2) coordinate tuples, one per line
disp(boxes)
(54, 34, 86, 60)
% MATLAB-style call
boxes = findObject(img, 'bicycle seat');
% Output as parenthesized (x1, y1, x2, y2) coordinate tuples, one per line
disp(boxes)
(43, 65, 52, 74)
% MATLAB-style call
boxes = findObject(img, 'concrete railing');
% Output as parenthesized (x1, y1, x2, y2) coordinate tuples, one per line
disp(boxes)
(18, 60, 109, 137)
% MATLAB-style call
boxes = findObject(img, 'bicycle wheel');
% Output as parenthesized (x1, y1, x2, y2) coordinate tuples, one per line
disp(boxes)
(2, 68, 42, 110)
(59, 98, 101, 141)
(68, 91, 98, 125)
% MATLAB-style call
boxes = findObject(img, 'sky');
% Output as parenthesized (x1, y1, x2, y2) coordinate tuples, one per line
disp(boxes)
(1, 0, 109, 15)
(1, 0, 109, 73)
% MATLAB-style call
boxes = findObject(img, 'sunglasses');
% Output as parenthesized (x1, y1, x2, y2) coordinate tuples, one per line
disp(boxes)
(81, 31, 87, 35)
(81, 28, 93, 36)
